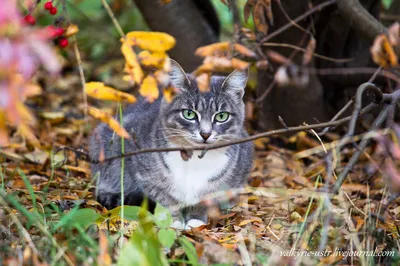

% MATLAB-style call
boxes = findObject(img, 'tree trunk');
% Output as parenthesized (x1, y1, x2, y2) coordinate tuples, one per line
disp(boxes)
(133, 0, 219, 72)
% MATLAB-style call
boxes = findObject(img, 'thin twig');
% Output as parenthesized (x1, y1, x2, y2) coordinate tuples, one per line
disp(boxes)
(100, 0, 125, 38)
(318, 99, 354, 136)
(94, 96, 391, 163)
(259, 0, 337, 43)
(261, 42, 353, 63)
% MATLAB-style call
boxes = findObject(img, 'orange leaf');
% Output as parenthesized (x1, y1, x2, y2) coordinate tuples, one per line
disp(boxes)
(196, 73, 210, 93)
(371, 34, 398, 68)
(139, 75, 159, 103)
(163, 86, 177, 103)
(88, 107, 131, 139)
(125, 31, 176, 52)
(195, 42, 256, 58)
(85, 82, 136, 103)
(121, 42, 144, 84)
(231, 58, 250, 70)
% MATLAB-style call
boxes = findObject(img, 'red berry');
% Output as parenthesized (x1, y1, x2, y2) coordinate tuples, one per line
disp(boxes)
(46, 25, 57, 37)
(59, 38, 68, 48)
(54, 28, 65, 37)
(44, 1, 53, 10)
(24, 15, 36, 25)
(49, 7, 57, 15)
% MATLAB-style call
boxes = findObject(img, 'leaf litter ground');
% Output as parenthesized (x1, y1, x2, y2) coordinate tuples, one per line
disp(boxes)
(1, 72, 400, 265)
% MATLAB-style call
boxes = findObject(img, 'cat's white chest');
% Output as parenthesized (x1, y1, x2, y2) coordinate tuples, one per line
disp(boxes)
(163, 148, 229, 205)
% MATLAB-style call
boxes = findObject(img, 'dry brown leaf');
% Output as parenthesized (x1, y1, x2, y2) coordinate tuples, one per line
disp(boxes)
(125, 31, 176, 52)
(253, 1, 268, 35)
(244, 0, 257, 22)
(97, 231, 112, 266)
(85, 82, 136, 103)
(87, 107, 131, 140)
(18, 123, 41, 148)
(303, 37, 316, 65)
(139, 75, 159, 102)
(64, 24, 79, 38)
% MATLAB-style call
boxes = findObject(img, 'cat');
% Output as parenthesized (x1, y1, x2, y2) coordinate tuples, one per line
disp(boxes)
(89, 60, 254, 229)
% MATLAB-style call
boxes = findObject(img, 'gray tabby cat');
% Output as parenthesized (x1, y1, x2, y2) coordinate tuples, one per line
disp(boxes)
(90, 60, 253, 229)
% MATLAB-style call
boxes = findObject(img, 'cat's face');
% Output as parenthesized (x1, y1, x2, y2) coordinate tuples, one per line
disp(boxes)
(160, 60, 248, 146)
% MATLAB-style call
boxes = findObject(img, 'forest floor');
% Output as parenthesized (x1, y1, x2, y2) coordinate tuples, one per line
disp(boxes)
(1, 69, 400, 266)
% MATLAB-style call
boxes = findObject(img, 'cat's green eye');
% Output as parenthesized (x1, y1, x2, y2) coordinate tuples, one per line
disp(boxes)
(214, 112, 230, 122)
(182, 109, 197, 120)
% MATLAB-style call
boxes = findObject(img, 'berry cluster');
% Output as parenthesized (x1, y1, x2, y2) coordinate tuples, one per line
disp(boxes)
(23, 1, 69, 48)
(44, 1, 58, 16)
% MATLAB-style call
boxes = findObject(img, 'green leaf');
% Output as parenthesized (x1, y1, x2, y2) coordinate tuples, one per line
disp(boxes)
(96, 205, 141, 224)
(55, 208, 100, 230)
(153, 203, 173, 228)
(118, 205, 168, 266)
(158, 228, 177, 249)
(18, 169, 37, 212)
(179, 237, 199, 266)
(382, 0, 393, 9)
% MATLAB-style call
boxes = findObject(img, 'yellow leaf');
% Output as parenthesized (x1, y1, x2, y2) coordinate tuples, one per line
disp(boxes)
(16, 102, 36, 124)
(85, 82, 136, 103)
(121, 42, 144, 84)
(64, 24, 79, 38)
(0, 110, 8, 145)
(18, 123, 41, 148)
(125, 31, 176, 52)
(163, 86, 177, 103)
(138, 50, 167, 68)
(88, 107, 131, 139)
(139, 75, 159, 103)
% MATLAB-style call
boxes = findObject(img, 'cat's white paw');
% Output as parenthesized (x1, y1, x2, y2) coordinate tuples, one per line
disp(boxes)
(170, 220, 185, 230)
(184, 219, 206, 230)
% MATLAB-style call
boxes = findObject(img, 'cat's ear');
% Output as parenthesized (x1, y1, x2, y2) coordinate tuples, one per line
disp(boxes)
(169, 59, 191, 91)
(222, 68, 248, 100)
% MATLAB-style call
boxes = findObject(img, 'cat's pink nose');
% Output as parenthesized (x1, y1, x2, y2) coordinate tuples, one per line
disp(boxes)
(200, 132, 211, 140)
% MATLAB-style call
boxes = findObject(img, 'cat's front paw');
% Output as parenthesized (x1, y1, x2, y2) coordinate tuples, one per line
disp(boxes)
(170, 220, 185, 230)
(184, 219, 206, 230)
